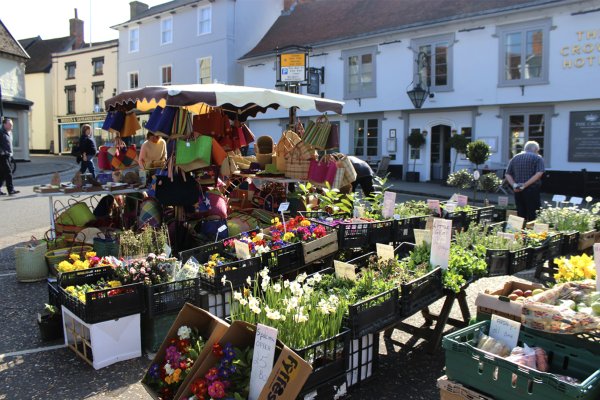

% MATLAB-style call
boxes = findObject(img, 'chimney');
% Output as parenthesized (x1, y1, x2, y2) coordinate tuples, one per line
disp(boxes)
(283, 0, 296, 11)
(69, 8, 84, 50)
(130, 1, 149, 19)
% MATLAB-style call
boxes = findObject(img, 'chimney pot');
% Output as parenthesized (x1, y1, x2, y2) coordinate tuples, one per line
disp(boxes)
(69, 8, 84, 50)
(130, 1, 149, 19)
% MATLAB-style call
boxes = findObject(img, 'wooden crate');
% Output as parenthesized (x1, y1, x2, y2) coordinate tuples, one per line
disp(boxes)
(437, 376, 493, 400)
(578, 230, 596, 251)
(302, 232, 339, 265)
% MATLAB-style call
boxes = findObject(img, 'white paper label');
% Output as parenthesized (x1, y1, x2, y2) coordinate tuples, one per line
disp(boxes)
(427, 199, 441, 215)
(498, 231, 517, 242)
(218, 225, 228, 233)
(445, 202, 457, 213)
(552, 194, 566, 203)
(506, 215, 525, 232)
(449, 193, 458, 202)
(393, 214, 401, 220)
(425, 216, 434, 231)
(334, 260, 356, 280)
(570, 196, 583, 205)
(533, 223, 549, 234)
(278, 202, 290, 212)
(163, 244, 172, 257)
(234, 239, 252, 260)
(456, 195, 468, 206)
(249, 324, 278, 400)
(414, 229, 432, 246)
(498, 196, 509, 207)
(430, 218, 452, 270)
(381, 191, 397, 219)
(376, 243, 395, 261)
(355, 205, 365, 218)
(489, 314, 521, 350)
(594, 243, 600, 291)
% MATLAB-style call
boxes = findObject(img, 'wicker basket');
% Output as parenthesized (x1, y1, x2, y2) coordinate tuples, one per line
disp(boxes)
(15, 238, 48, 282)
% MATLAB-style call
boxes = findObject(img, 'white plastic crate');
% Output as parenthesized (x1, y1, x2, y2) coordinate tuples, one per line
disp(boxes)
(62, 306, 141, 369)
(346, 333, 378, 387)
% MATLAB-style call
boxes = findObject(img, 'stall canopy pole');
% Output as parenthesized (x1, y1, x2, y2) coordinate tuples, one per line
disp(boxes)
(288, 106, 296, 130)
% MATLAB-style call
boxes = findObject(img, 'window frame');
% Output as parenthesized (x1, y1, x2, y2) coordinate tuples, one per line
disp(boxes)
(92, 57, 104, 76)
(65, 85, 76, 115)
(91, 81, 105, 112)
(129, 27, 140, 53)
(197, 5, 212, 36)
(128, 71, 139, 89)
(496, 18, 551, 87)
(160, 16, 173, 45)
(197, 57, 212, 84)
(65, 62, 76, 80)
(161, 65, 172, 86)
(342, 46, 377, 100)
(411, 33, 455, 92)
(501, 106, 553, 167)
(349, 114, 382, 159)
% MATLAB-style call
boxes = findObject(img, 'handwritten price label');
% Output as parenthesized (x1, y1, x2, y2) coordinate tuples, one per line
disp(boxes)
(427, 199, 441, 215)
(414, 229, 432, 246)
(376, 243, 395, 261)
(533, 223, 549, 234)
(234, 239, 252, 260)
(456, 195, 468, 206)
(430, 218, 452, 270)
(489, 314, 521, 350)
(506, 215, 525, 232)
(498, 196, 509, 207)
(334, 260, 356, 280)
(248, 324, 278, 400)
(382, 191, 397, 219)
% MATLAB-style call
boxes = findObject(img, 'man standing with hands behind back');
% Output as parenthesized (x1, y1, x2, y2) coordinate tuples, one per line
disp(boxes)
(505, 140, 545, 221)
(0, 118, 19, 195)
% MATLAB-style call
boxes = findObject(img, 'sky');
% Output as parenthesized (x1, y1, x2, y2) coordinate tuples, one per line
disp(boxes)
(3, 0, 167, 43)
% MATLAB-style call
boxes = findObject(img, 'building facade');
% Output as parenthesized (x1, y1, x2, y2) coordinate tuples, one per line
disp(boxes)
(112, 0, 283, 92)
(240, 0, 600, 195)
(51, 40, 118, 154)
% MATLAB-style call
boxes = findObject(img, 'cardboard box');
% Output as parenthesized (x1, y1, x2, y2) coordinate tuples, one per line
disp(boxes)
(437, 375, 494, 400)
(475, 280, 543, 322)
(141, 303, 230, 400)
(178, 320, 313, 400)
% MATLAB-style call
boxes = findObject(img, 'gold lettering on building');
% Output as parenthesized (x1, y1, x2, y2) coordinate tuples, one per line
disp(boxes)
(561, 30, 600, 69)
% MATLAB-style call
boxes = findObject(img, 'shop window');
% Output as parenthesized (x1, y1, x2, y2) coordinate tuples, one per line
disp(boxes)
(497, 19, 550, 86)
(198, 5, 211, 35)
(161, 65, 172, 85)
(129, 71, 139, 89)
(129, 27, 139, 53)
(342, 46, 376, 100)
(65, 62, 76, 79)
(460, 127, 472, 141)
(352, 117, 380, 158)
(411, 33, 454, 92)
(61, 123, 80, 153)
(65, 86, 76, 114)
(92, 82, 104, 112)
(161, 16, 173, 45)
(92, 57, 104, 76)
(198, 57, 211, 84)
(503, 107, 552, 164)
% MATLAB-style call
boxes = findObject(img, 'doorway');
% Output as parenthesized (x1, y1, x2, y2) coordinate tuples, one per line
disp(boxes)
(430, 124, 451, 181)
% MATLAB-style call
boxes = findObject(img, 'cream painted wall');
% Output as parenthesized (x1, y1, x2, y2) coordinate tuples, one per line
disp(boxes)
(26, 73, 53, 151)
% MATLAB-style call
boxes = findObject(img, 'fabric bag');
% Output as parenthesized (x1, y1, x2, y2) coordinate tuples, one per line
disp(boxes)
(108, 111, 126, 135)
(285, 146, 311, 180)
(15, 237, 48, 282)
(335, 153, 358, 187)
(145, 106, 164, 132)
(325, 123, 339, 149)
(171, 108, 193, 138)
(175, 136, 212, 172)
(211, 138, 227, 166)
(138, 197, 162, 228)
(93, 230, 120, 257)
(242, 124, 255, 145)
(206, 191, 228, 219)
(108, 145, 138, 170)
(302, 114, 331, 149)
(155, 106, 178, 137)
(322, 155, 339, 186)
(275, 130, 301, 172)
(308, 158, 328, 184)
(55, 200, 96, 227)
(292, 140, 316, 161)
(155, 172, 200, 207)
(97, 146, 111, 170)
(120, 113, 141, 138)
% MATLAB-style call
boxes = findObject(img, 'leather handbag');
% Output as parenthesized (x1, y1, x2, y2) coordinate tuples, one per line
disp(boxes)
(155, 172, 200, 206)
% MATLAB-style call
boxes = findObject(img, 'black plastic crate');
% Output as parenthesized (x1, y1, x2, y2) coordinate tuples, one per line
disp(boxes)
(48, 280, 60, 308)
(346, 333, 380, 388)
(393, 217, 414, 244)
(546, 232, 563, 261)
(299, 373, 346, 400)
(145, 278, 201, 318)
(484, 248, 510, 276)
(262, 242, 303, 276)
(528, 244, 549, 271)
(399, 266, 444, 318)
(199, 256, 262, 293)
(348, 288, 399, 338)
(293, 328, 350, 392)
(476, 206, 495, 226)
(59, 267, 144, 324)
(369, 220, 394, 245)
(179, 241, 224, 263)
(492, 207, 507, 222)
(338, 222, 371, 249)
(560, 230, 579, 256)
(199, 289, 231, 319)
(508, 247, 531, 274)
(534, 259, 557, 287)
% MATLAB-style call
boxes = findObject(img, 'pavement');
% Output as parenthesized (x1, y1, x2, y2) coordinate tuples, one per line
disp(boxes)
(14, 154, 78, 180)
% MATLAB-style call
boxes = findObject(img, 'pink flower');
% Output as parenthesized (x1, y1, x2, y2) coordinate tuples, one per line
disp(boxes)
(205, 367, 220, 381)
(208, 380, 226, 398)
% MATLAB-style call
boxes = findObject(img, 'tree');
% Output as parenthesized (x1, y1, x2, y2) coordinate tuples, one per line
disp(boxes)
(466, 140, 491, 170)
(448, 133, 470, 172)
(407, 130, 426, 172)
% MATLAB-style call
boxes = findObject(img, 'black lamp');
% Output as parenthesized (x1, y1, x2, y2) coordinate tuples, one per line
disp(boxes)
(407, 51, 430, 109)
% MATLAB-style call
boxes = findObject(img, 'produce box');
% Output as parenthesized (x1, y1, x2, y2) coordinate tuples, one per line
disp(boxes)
(561, 231, 580, 255)
(443, 320, 600, 400)
(475, 280, 544, 322)
(368, 220, 394, 245)
(508, 247, 531, 274)
(200, 255, 262, 293)
(437, 375, 493, 400)
(144, 277, 202, 318)
(302, 231, 339, 265)
(578, 230, 596, 251)
(484, 248, 510, 276)
(392, 215, 428, 244)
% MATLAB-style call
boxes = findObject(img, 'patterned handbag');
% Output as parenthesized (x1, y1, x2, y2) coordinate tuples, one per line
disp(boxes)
(276, 130, 301, 172)
(285, 146, 311, 180)
(335, 153, 358, 187)
(302, 114, 332, 149)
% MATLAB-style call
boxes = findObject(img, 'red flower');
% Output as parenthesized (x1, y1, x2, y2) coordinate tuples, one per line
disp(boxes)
(208, 380, 227, 398)
(191, 377, 209, 396)
(205, 367, 220, 381)
(177, 339, 190, 352)
(212, 343, 223, 357)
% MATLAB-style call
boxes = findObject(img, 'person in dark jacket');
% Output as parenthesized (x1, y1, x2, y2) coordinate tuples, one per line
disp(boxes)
(348, 156, 374, 197)
(0, 118, 18, 195)
(79, 124, 97, 178)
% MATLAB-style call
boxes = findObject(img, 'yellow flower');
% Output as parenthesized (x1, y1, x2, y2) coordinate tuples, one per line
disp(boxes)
(69, 253, 80, 261)
(271, 217, 279, 224)
(205, 266, 215, 276)
(107, 280, 122, 288)
(85, 251, 96, 259)
(300, 220, 311, 227)
(210, 253, 220, 261)
(77, 293, 87, 304)
(164, 369, 182, 384)
(57, 260, 74, 273)
(283, 232, 295, 242)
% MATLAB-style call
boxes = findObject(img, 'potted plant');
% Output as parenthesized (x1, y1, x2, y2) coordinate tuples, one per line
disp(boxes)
(466, 140, 491, 201)
(477, 172, 503, 205)
(38, 304, 63, 341)
(406, 130, 426, 182)
(448, 133, 470, 172)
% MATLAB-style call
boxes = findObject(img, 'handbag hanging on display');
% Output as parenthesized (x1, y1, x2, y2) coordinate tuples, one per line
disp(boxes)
(155, 106, 178, 137)
(285, 145, 311, 180)
(120, 112, 141, 138)
(155, 171, 200, 207)
(325, 123, 340, 150)
(275, 130, 301, 173)
(242, 123, 255, 145)
(144, 106, 164, 132)
(171, 108, 194, 138)
(302, 114, 332, 149)
(175, 135, 213, 172)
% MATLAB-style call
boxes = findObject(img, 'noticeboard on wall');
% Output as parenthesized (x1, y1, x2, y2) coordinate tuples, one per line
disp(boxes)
(568, 111, 600, 162)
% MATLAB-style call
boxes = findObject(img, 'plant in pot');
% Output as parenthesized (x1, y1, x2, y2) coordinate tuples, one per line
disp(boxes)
(38, 304, 63, 341)
(466, 140, 491, 201)
(406, 130, 426, 182)
(477, 172, 502, 205)
(448, 133, 470, 172)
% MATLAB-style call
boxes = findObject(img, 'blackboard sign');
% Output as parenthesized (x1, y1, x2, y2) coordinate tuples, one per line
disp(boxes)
(568, 111, 600, 162)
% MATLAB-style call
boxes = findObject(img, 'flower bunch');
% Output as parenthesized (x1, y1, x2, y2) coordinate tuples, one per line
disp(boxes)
(114, 253, 177, 285)
(56, 251, 101, 273)
(522, 230, 549, 247)
(186, 342, 252, 400)
(144, 325, 207, 400)
(231, 268, 346, 349)
(537, 204, 598, 233)
(554, 254, 597, 283)
(64, 278, 123, 304)
(199, 253, 227, 277)
(224, 231, 280, 257)
(268, 216, 327, 244)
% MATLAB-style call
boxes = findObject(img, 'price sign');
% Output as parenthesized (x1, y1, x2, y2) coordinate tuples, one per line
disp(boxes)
(533, 223, 549, 234)
(278, 202, 290, 212)
(489, 314, 521, 350)
(456, 195, 468, 206)
(445, 202, 457, 213)
(425, 216, 435, 230)
(430, 218, 452, 270)
(355, 205, 365, 218)
(427, 199, 441, 215)
(506, 215, 525, 232)
(234, 239, 252, 260)
(552, 194, 566, 207)
(414, 229, 432, 246)
(570, 196, 583, 206)
(334, 260, 356, 280)
(449, 193, 458, 202)
(498, 196, 509, 207)
(594, 243, 600, 291)
(248, 324, 278, 400)
(216, 224, 228, 242)
(376, 243, 395, 261)
(381, 191, 397, 219)
(498, 231, 517, 242)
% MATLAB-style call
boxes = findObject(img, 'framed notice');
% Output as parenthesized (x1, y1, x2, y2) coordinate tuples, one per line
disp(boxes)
(278, 53, 307, 83)
(568, 111, 600, 162)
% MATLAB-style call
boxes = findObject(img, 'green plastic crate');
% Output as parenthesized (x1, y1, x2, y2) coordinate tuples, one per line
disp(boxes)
(141, 312, 178, 353)
(442, 320, 600, 400)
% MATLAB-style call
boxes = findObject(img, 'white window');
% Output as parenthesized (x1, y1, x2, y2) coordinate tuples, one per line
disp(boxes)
(161, 65, 172, 85)
(411, 33, 454, 92)
(342, 46, 376, 100)
(129, 71, 139, 89)
(497, 19, 551, 86)
(197, 57, 212, 84)
(352, 117, 380, 157)
(198, 5, 211, 35)
(129, 27, 139, 53)
(161, 16, 173, 45)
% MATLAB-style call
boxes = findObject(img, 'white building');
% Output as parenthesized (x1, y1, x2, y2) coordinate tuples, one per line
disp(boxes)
(240, 0, 600, 196)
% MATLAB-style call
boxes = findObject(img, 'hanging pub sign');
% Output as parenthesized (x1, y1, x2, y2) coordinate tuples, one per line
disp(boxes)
(276, 52, 309, 84)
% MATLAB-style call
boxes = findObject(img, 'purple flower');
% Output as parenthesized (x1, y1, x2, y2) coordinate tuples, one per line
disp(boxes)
(148, 363, 160, 379)
(222, 343, 236, 362)
(165, 345, 180, 365)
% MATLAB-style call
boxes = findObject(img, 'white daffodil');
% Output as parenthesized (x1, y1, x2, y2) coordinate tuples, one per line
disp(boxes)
(297, 272, 307, 283)
(317, 299, 330, 315)
(289, 281, 303, 297)
(305, 277, 315, 287)
(266, 309, 282, 320)
(233, 291, 243, 301)
(585, 196, 593, 202)
(272, 283, 281, 293)
(259, 267, 269, 278)
(221, 275, 227, 285)
(164, 362, 175, 375)
(313, 273, 322, 283)
(294, 312, 308, 323)
(261, 275, 271, 291)
(283, 279, 290, 289)
(246, 276, 252, 285)
(238, 298, 248, 306)
(177, 325, 192, 340)
(250, 305, 261, 314)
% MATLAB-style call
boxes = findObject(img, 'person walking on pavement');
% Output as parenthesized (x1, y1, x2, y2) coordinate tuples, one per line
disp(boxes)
(505, 140, 545, 222)
(79, 124, 97, 178)
(348, 155, 375, 197)
(0, 118, 19, 195)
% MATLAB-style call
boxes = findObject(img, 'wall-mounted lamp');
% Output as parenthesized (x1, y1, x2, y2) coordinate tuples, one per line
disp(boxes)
(421, 130, 428, 137)
(406, 51, 430, 109)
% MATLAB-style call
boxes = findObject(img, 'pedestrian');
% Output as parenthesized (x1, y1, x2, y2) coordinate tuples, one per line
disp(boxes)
(138, 132, 167, 170)
(78, 124, 97, 178)
(348, 155, 374, 197)
(505, 140, 545, 222)
(0, 118, 19, 195)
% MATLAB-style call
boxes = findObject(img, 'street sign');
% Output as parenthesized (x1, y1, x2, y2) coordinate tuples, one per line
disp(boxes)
(280, 53, 306, 82)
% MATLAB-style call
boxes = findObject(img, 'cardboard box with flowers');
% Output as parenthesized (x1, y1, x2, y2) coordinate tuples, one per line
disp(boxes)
(142, 303, 230, 400)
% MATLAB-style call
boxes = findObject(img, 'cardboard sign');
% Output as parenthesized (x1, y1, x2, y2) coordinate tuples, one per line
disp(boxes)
(216, 224, 228, 242)
(425, 216, 435, 230)
(278, 202, 290, 212)
(382, 191, 397, 219)
(533, 223, 549, 234)
(489, 314, 521, 350)
(552, 194, 566, 204)
(234, 239, 252, 260)
(456, 195, 468, 206)
(430, 218, 452, 270)
(376, 243, 395, 261)
(449, 193, 458, 202)
(498, 231, 517, 242)
(427, 199, 441, 215)
(498, 196, 509, 207)
(570, 196, 583, 206)
(334, 260, 356, 280)
(249, 324, 278, 400)
(414, 229, 432, 246)
(594, 243, 600, 291)
(506, 215, 525, 232)
(444, 202, 457, 213)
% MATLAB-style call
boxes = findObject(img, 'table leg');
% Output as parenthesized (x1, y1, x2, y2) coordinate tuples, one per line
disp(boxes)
(426, 293, 456, 354)
(49, 195, 55, 239)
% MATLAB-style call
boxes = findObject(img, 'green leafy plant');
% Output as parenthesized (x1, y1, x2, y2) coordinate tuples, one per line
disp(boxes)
(443, 244, 488, 293)
(466, 140, 491, 170)
(364, 174, 392, 219)
(448, 133, 470, 172)
(478, 173, 502, 192)
(407, 130, 426, 172)
(394, 200, 432, 218)
(298, 182, 355, 216)
(447, 169, 474, 190)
